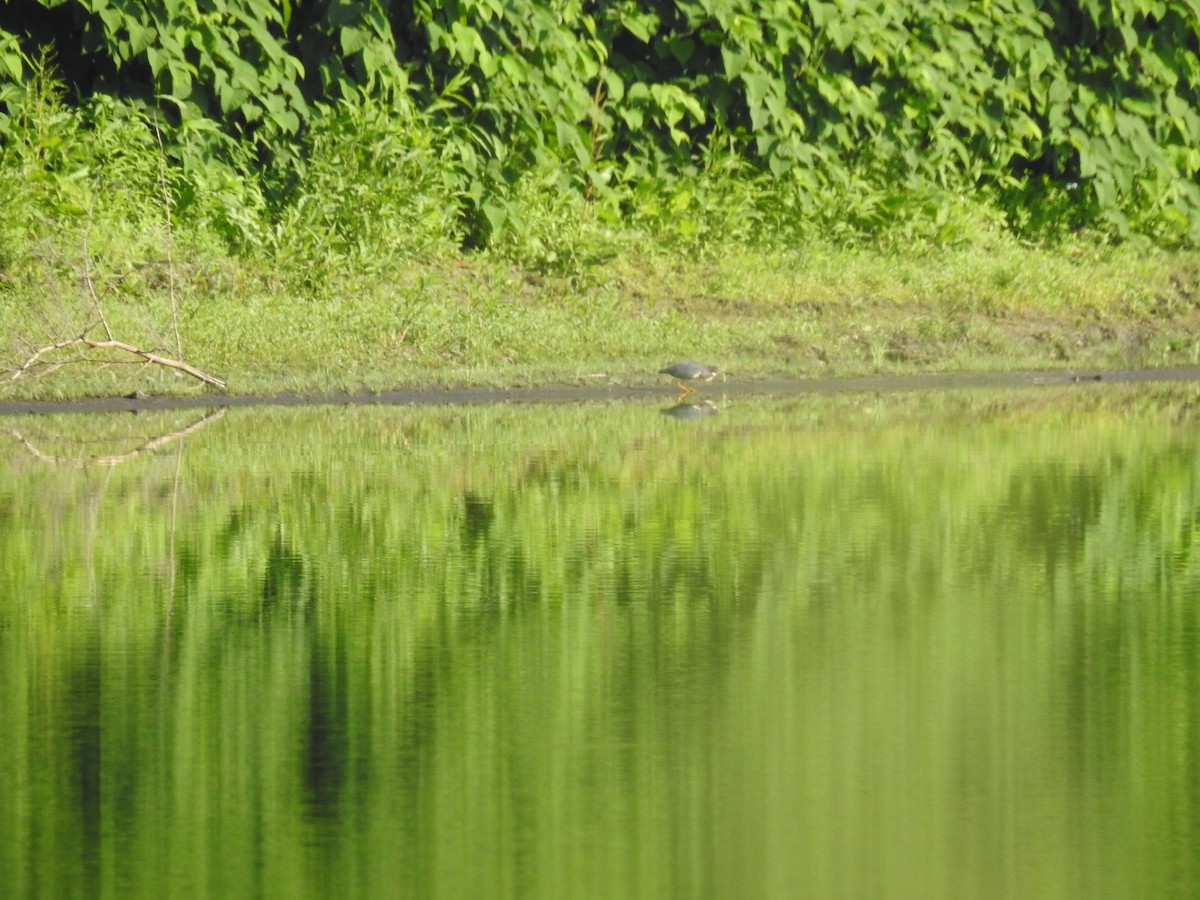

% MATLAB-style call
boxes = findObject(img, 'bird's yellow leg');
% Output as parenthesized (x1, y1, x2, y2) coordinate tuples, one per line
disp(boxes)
(676, 380, 695, 395)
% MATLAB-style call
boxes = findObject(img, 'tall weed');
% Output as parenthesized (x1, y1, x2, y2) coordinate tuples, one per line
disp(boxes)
(267, 89, 462, 294)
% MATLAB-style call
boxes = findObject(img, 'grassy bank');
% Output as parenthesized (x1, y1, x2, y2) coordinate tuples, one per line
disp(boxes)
(3, 233, 1200, 401)
(3, 63, 1199, 401)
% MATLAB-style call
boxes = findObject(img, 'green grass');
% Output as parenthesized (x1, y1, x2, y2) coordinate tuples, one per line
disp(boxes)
(3, 233, 1198, 401)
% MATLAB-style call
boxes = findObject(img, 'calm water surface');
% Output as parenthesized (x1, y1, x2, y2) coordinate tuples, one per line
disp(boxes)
(1, 385, 1198, 899)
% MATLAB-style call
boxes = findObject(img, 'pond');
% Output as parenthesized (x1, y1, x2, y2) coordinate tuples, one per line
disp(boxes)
(1, 383, 1198, 899)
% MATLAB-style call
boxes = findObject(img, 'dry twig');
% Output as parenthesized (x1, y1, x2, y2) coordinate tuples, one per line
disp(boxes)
(10, 337, 227, 390)
(81, 198, 114, 341)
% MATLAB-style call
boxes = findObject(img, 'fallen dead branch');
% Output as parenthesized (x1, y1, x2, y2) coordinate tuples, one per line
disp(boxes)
(6, 408, 227, 468)
(4, 142, 223, 396)
(10, 337, 227, 390)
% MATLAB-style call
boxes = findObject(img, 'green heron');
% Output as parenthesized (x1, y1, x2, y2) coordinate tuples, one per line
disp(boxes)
(659, 361, 721, 396)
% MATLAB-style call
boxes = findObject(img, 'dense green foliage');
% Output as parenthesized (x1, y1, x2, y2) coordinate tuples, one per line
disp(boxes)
(3, 0, 1199, 262)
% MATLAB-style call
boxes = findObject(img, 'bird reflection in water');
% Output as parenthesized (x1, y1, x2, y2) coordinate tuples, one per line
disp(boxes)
(661, 400, 720, 420)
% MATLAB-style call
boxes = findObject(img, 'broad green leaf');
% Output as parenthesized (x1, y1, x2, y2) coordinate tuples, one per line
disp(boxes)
(621, 10, 657, 43)
(168, 61, 192, 98)
(666, 36, 694, 66)
(722, 45, 748, 79)
(126, 20, 156, 56)
(340, 26, 371, 55)
(1093, 170, 1117, 208)
(602, 68, 624, 103)
(450, 22, 483, 66)
(268, 108, 300, 133)
(1, 54, 21, 81)
(930, 51, 955, 70)
(145, 45, 164, 76)
(500, 55, 527, 82)
(481, 196, 508, 235)
(362, 43, 393, 79)
(741, 70, 769, 109)
(1121, 96, 1157, 118)
(229, 56, 259, 91)
(479, 50, 498, 78)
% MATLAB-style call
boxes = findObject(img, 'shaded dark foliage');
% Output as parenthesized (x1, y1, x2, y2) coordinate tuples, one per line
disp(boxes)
(2, 0, 1199, 249)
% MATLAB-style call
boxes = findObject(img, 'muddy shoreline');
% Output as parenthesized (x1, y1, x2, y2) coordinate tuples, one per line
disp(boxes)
(4, 366, 1200, 417)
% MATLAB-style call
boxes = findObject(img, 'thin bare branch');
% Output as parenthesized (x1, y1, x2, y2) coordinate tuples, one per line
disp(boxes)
(152, 111, 182, 358)
(81, 197, 114, 341)
(11, 337, 227, 390)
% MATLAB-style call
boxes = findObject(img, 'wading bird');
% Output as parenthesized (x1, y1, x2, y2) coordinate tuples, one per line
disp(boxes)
(659, 361, 722, 397)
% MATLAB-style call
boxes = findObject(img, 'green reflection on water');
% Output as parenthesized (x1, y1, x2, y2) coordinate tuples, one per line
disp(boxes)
(1, 387, 1198, 899)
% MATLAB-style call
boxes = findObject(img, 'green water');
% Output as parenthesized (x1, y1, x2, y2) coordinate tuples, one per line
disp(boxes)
(1, 386, 1198, 899)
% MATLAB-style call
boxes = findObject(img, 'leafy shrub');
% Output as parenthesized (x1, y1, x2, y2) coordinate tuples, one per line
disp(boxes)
(4, 0, 1200, 269)
(268, 87, 462, 290)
